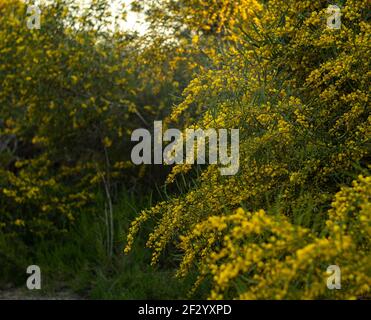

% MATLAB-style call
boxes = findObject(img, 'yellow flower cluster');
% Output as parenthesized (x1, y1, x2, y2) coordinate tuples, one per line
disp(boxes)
(177, 175, 370, 299)
(126, 0, 370, 299)
(0, 0, 195, 237)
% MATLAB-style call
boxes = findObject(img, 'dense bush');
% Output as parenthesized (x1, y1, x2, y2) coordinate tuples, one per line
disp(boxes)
(125, 0, 370, 299)
(0, 0, 193, 240)
(0, 0, 369, 300)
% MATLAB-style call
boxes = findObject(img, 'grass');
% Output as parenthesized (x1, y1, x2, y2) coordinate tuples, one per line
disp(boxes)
(0, 188, 203, 299)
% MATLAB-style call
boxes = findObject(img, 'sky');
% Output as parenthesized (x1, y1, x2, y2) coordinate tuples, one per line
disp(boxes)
(119, 0, 147, 33)
(33, 0, 148, 34)
(84, 0, 148, 34)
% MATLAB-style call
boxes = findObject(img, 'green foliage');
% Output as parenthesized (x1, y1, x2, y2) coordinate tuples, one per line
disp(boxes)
(0, 0, 369, 300)
(0, 0, 192, 239)
(125, 0, 371, 299)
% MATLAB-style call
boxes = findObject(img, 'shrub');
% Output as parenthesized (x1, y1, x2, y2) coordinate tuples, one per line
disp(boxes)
(0, 0, 193, 239)
(125, 0, 370, 299)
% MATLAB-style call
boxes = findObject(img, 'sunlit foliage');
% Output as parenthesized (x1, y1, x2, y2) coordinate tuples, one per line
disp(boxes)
(126, 0, 371, 299)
